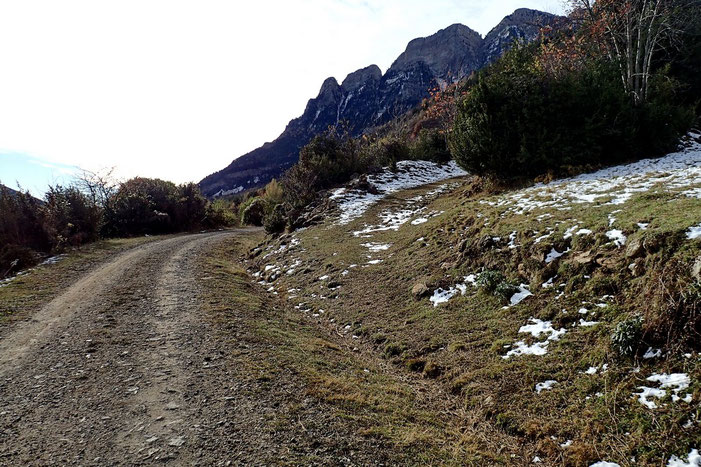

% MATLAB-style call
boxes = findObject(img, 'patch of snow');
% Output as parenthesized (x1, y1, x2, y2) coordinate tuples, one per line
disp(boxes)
(667, 449, 700, 467)
(579, 319, 600, 327)
(509, 284, 532, 306)
(361, 242, 392, 252)
(411, 218, 428, 225)
(643, 348, 662, 359)
(503, 319, 566, 359)
(635, 373, 691, 409)
(535, 380, 557, 393)
(497, 134, 701, 216)
(367, 259, 383, 265)
(519, 319, 566, 340)
(546, 248, 569, 263)
(504, 341, 549, 358)
(687, 224, 701, 240)
(606, 230, 627, 247)
(589, 462, 621, 467)
(331, 160, 467, 225)
(430, 288, 458, 307)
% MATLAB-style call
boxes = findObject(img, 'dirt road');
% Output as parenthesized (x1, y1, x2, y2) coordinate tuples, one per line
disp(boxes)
(0, 231, 245, 464)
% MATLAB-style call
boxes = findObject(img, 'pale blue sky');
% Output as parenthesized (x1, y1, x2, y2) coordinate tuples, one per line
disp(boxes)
(0, 0, 566, 195)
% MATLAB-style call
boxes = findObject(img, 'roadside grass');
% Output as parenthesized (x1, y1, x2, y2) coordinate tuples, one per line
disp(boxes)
(0, 236, 163, 323)
(199, 231, 532, 464)
(250, 176, 701, 465)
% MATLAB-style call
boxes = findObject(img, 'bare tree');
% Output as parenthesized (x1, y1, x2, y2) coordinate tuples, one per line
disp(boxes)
(74, 167, 119, 207)
(570, 0, 698, 104)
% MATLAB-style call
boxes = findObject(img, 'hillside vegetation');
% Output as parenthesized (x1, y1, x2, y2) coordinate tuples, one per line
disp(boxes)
(222, 1, 701, 464)
(244, 132, 701, 465)
(238, 1, 699, 236)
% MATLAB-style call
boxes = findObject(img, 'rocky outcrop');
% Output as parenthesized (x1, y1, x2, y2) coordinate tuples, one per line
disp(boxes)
(482, 8, 559, 66)
(200, 9, 562, 198)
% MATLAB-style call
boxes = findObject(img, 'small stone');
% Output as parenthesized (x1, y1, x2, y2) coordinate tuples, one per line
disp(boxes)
(168, 437, 185, 447)
(625, 237, 644, 258)
(411, 282, 429, 299)
(165, 402, 180, 411)
(692, 256, 701, 281)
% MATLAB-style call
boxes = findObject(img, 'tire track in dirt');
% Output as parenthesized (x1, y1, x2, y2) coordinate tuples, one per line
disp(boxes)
(0, 231, 236, 464)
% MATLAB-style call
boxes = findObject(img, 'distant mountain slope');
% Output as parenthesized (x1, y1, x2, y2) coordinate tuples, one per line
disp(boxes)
(200, 8, 560, 198)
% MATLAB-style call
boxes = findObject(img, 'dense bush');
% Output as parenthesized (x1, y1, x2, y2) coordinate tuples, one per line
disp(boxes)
(0, 187, 50, 276)
(240, 197, 266, 226)
(411, 129, 451, 163)
(0, 177, 235, 278)
(281, 127, 362, 208)
(264, 204, 287, 235)
(449, 45, 694, 180)
(43, 186, 102, 248)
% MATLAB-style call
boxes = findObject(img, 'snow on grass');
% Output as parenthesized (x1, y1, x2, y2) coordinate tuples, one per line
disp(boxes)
(635, 373, 692, 409)
(509, 284, 533, 306)
(430, 288, 458, 307)
(579, 319, 601, 327)
(504, 341, 549, 358)
(667, 449, 701, 467)
(411, 218, 428, 225)
(519, 319, 566, 340)
(589, 462, 621, 467)
(361, 242, 392, 252)
(498, 133, 701, 215)
(545, 248, 569, 263)
(503, 319, 566, 359)
(606, 229, 627, 247)
(331, 160, 467, 225)
(643, 347, 662, 359)
(687, 224, 701, 240)
(535, 380, 557, 393)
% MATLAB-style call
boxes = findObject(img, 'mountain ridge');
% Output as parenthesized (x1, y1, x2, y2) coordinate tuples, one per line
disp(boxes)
(200, 8, 561, 198)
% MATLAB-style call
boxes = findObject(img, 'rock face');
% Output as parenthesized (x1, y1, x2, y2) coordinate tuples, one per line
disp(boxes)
(199, 9, 561, 198)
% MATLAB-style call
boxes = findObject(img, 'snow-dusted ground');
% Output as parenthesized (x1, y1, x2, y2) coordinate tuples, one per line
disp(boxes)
(330, 160, 467, 225)
(0, 255, 66, 288)
(484, 132, 701, 215)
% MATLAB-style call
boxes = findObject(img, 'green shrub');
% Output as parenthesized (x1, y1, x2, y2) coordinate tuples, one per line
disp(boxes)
(611, 316, 643, 358)
(449, 45, 693, 181)
(495, 281, 519, 303)
(43, 185, 102, 248)
(264, 204, 287, 235)
(411, 129, 451, 163)
(477, 270, 506, 294)
(204, 199, 238, 228)
(0, 187, 51, 276)
(241, 198, 266, 226)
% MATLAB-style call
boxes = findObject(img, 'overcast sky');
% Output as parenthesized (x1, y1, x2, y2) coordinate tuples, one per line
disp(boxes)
(0, 0, 565, 194)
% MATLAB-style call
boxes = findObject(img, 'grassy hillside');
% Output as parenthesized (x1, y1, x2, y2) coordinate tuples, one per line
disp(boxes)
(242, 135, 701, 465)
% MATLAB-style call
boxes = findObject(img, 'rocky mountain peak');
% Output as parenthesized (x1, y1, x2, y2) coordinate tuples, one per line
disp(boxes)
(341, 65, 382, 92)
(390, 23, 483, 81)
(482, 8, 559, 65)
(199, 9, 564, 198)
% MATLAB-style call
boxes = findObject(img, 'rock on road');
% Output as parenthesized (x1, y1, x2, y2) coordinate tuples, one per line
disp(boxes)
(0, 231, 244, 464)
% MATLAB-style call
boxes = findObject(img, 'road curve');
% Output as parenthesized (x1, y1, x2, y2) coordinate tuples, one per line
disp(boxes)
(0, 231, 239, 464)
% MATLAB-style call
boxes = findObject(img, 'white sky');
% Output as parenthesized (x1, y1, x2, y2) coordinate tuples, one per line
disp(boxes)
(0, 0, 565, 188)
